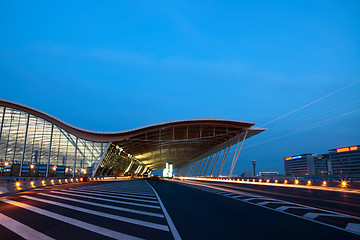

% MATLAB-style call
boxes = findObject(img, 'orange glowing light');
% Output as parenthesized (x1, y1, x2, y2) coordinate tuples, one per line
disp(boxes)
(284, 180, 288, 184)
(275, 180, 278, 183)
(4, 162, 9, 166)
(307, 180, 311, 185)
(341, 181, 347, 187)
(259, 179, 262, 183)
(322, 181, 327, 186)
(253, 179, 255, 182)
(30, 164, 34, 169)
(16, 182, 20, 187)
(80, 178, 83, 182)
(295, 180, 299, 185)
(336, 146, 358, 153)
(266, 179, 270, 183)
(285, 157, 292, 160)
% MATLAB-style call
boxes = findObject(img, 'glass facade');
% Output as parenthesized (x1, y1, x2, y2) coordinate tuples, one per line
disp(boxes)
(94, 144, 144, 177)
(0, 105, 109, 177)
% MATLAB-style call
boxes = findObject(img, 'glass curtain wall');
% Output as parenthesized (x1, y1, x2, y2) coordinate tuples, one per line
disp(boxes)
(0, 105, 109, 177)
(95, 144, 145, 177)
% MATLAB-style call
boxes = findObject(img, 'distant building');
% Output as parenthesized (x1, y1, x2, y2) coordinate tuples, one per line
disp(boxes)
(314, 154, 330, 175)
(328, 145, 360, 175)
(284, 145, 359, 176)
(284, 153, 317, 176)
(259, 172, 279, 177)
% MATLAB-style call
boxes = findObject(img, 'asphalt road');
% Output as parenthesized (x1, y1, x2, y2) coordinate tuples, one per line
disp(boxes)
(0, 180, 176, 240)
(0, 179, 359, 240)
(148, 179, 360, 240)
(179, 179, 360, 217)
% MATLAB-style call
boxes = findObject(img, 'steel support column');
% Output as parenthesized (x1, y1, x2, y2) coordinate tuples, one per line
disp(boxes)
(190, 162, 197, 176)
(217, 140, 232, 177)
(72, 137, 78, 178)
(204, 152, 215, 177)
(0, 106, 6, 141)
(192, 160, 201, 177)
(93, 143, 110, 177)
(195, 157, 205, 176)
(45, 124, 54, 177)
(210, 148, 222, 176)
(200, 155, 210, 176)
(19, 113, 30, 177)
(228, 130, 248, 177)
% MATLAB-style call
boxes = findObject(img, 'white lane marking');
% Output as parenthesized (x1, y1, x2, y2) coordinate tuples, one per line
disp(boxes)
(21, 196, 169, 232)
(242, 198, 262, 202)
(50, 191, 160, 209)
(222, 193, 236, 196)
(175, 180, 360, 236)
(276, 206, 310, 211)
(257, 201, 279, 206)
(0, 199, 143, 240)
(63, 190, 158, 204)
(38, 193, 164, 218)
(303, 212, 353, 220)
(146, 181, 182, 240)
(76, 188, 155, 197)
(346, 223, 360, 234)
(0, 213, 55, 240)
(73, 189, 157, 200)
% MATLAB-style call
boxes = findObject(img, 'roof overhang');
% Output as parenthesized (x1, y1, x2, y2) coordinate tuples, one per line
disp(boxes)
(0, 98, 266, 170)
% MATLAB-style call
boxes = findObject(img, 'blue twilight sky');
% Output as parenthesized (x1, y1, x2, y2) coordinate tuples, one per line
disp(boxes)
(0, 1, 359, 174)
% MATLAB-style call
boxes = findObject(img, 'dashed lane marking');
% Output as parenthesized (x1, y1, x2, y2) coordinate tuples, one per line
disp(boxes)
(75, 188, 156, 197)
(37, 192, 164, 218)
(0, 198, 143, 240)
(0, 213, 55, 240)
(20, 195, 169, 231)
(64, 189, 159, 204)
(175, 180, 360, 236)
(51, 191, 161, 209)
(71, 189, 157, 200)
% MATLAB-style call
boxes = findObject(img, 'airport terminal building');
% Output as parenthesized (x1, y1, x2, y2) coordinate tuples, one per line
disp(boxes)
(0, 99, 266, 178)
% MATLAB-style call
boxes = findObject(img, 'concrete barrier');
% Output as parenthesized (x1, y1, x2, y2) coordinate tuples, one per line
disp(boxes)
(0, 176, 103, 197)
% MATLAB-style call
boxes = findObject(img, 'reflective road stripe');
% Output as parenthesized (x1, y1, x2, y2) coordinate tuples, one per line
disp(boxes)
(0, 199, 143, 240)
(51, 191, 160, 209)
(73, 189, 157, 200)
(0, 213, 55, 240)
(21, 195, 169, 231)
(38, 193, 164, 218)
(64, 189, 159, 204)
(146, 181, 182, 240)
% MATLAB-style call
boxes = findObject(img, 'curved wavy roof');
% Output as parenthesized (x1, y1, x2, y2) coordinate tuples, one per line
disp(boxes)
(0, 98, 266, 169)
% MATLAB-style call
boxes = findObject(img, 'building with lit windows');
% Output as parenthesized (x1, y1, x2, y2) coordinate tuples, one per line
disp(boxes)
(0, 99, 266, 178)
(328, 145, 360, 175)
(284, 154, 317, 176)
(284, 145, 359, 176)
